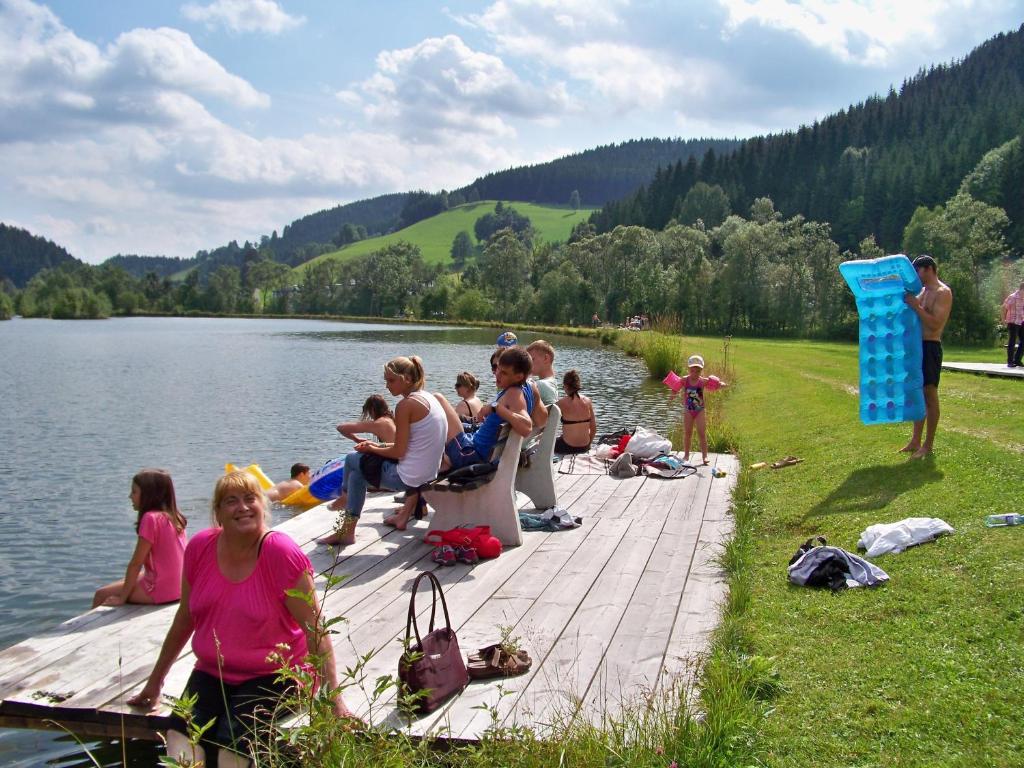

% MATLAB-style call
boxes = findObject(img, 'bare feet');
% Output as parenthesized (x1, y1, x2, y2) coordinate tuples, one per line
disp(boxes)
(702, 457, 710, 466)
(898, 442, 920, 454)
(383, 510, 410, 530)
(318, 515, 357, 546)
(911, 446, 932, 459)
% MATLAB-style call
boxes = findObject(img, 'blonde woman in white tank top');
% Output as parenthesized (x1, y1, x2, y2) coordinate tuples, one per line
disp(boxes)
(319, 356, 446, 546)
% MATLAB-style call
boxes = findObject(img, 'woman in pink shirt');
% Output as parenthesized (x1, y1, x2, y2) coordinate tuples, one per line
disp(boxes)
(128, 470, 354, 767)
(92, 469, 187, 608)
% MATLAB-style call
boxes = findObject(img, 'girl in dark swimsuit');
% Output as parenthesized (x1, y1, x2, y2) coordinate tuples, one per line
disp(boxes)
(454, 371, 483, 430)
(555, 369, 597, 454)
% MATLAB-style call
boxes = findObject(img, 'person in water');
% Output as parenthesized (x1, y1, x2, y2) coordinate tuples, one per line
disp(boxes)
(93, 468, 187, 608)
(265, 463, 310, 502)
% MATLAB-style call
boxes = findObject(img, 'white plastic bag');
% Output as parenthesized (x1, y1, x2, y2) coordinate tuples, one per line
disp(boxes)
(594, 443, 616, 459)
(857, 517, 954, 557)
(626, 426, 672, 459)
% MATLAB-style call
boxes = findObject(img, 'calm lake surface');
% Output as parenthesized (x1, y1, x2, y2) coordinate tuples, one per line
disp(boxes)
(0, 317, 677, 766)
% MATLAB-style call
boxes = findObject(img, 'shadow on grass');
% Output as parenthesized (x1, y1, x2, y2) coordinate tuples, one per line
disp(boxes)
(807, 459, 945, 517)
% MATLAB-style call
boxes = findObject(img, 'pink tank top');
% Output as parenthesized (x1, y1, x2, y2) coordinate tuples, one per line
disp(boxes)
(137, 511, 187, 604)
(185, 528, 312, 684)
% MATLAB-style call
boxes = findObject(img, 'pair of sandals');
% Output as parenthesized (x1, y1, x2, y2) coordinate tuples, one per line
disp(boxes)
(467, 644, 532, 680)
(431, 544, 478, 566)
(770, 455, 803, 469)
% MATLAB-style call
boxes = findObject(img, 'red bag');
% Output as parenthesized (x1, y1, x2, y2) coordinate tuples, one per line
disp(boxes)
(397, 571, 469, 713)
(425, 526, 503, 559)
(611, 432, 632, 458)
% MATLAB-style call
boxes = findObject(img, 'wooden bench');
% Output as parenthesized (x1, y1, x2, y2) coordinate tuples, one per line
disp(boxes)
(422, 428, 525, 547)
(514, 403, 560, 510)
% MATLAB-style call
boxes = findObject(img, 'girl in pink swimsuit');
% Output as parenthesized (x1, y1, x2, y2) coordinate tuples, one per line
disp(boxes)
(92, 469, 187, 608)
(671, 355, 727, 466)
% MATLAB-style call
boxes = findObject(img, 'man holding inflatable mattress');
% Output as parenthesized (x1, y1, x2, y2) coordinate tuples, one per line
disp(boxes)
(900, 255, 952, 460)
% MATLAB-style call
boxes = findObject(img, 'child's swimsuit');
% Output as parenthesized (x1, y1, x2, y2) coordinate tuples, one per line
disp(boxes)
(684, 376, 722, 413)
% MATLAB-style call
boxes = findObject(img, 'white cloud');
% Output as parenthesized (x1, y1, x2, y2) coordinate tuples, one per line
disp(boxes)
(716, 0, 991, 66)
(342, 34, 569, 141)
(461, 0, 720, 114)
(0, 2, 269, 141)
(181, 0, 304, 34)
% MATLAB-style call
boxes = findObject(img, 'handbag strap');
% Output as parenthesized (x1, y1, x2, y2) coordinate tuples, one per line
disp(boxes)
(405, 571, 453, 647)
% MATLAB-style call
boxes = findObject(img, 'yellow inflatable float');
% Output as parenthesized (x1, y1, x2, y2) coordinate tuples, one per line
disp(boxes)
(224, 462, 273, 490)
(224, 459, 343, 508)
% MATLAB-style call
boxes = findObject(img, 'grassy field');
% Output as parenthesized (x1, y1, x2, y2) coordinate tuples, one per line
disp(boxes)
(295, 201, 595, 275)
(666, 334, 1024, 767)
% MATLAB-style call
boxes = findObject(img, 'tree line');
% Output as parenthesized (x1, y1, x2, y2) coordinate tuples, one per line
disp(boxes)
(6, 190, 1014, 345)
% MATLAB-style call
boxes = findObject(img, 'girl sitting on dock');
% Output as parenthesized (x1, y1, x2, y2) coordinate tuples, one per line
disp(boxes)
(92, 469, 187, 608)
(128, 470, 355, 766)
(336, 393, 397, 444)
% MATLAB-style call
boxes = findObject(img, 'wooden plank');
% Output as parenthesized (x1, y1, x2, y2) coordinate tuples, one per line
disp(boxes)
(581, 462, 714, 721)
(410, 516, 619, 737)
(446, 517, 632, 739)
(592, 475, 646, 519)
(518, 517, 664, 730)
(329, 526, 558, 723)
(659, 453, 736, 690)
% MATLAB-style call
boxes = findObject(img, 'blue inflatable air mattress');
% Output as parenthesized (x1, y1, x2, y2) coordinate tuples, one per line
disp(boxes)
(838, 255, 926, 425)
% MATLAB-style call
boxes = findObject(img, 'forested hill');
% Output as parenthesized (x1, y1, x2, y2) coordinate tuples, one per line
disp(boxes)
(272, 192, 408, 265)
(458, 137, 741, 208)
(593, 24, 1024, 251)
(0, 224, 80, 288)
(104, 254, 192, 278)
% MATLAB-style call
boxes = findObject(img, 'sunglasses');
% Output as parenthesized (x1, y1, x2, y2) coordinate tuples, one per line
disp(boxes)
(491, 363, 499, 372)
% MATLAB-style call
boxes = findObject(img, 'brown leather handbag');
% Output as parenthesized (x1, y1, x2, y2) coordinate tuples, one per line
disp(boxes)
(397, 571, 469, 713)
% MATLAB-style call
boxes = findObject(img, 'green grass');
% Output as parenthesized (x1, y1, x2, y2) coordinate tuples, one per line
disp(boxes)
(673, 334, 1024, 768)
(295, 201, 595, 275)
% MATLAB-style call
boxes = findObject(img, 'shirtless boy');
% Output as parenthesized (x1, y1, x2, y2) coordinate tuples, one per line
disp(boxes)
(265, 463, 310, 501)
(900, 255, 953, 459)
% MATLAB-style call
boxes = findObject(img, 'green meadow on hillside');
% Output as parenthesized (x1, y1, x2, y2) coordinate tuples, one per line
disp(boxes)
(295, 201, 594, 275)
(654, 334, 1024, 767)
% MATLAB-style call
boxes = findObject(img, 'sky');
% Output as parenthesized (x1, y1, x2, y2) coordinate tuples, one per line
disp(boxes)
(1, 0, 1021, 263)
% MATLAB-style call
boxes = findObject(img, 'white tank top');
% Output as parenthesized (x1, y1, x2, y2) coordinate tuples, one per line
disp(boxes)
(398, 392, 447, 487)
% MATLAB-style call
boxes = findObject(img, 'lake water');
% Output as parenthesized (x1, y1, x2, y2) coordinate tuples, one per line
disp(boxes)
(0, 317, 676, 766)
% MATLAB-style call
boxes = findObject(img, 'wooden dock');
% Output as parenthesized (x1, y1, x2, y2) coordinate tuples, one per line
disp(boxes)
(943, 361, 1024, 379)
(0, 453, 738, 742)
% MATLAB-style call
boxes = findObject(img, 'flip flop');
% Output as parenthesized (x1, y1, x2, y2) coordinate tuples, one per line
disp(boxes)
(770, 456, 803, 469)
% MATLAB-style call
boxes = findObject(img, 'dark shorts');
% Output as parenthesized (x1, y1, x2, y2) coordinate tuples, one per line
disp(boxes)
(923, 340, 943, 387)
(555, 436, 590, 455)
(167, 669, 294, 755)
(445, 432, 486, 469)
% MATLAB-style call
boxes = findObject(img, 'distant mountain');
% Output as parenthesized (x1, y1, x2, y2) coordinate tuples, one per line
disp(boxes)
(593, 25, 1024, 251)
(104, 254, 193, 278)
(0, 223, 80, 288)
(457, 137, 742, 209)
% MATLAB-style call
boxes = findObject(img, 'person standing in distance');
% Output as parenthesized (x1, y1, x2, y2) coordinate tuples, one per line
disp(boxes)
(900, 255, 953, 459)
(1001, 279, 1024, 368)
